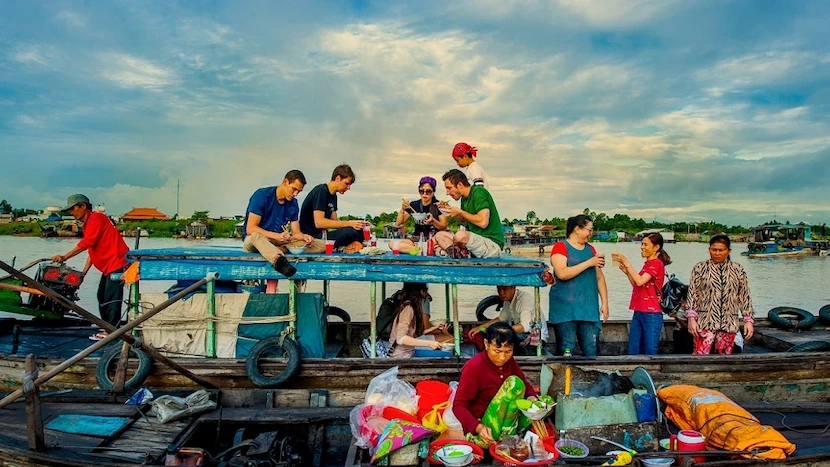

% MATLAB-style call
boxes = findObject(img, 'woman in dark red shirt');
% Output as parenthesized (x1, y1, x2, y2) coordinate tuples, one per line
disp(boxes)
(452, 322, 537, 447)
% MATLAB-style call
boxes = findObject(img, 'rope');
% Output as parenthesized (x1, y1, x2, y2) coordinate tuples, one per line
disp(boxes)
(134, 315, 297, 327)
(22, 367, 38, 395)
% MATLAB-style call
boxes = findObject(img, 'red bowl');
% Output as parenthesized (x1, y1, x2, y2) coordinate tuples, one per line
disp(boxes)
(382, 406, 420, 424)
(489, 444, 557, 466)
(428, 439, 483, 465)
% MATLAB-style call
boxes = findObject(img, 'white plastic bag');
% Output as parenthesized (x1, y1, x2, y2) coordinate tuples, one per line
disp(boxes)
(443, 381, 463, 433)
(350, 404, 386, 449)
(364, 366, 418, 415)
(148, 389, 217, 423)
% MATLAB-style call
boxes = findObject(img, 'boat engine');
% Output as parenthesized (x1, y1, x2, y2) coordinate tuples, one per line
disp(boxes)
(215, 430, 305, 467)
(27, 262, 83, 315)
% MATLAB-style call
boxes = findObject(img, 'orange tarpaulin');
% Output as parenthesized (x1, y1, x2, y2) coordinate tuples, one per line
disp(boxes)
(658, 385, 795, 460)
(121, 262, 140, 285)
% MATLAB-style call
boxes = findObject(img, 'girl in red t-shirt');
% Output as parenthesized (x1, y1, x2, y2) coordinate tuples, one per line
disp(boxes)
(611, 233, 671, 355)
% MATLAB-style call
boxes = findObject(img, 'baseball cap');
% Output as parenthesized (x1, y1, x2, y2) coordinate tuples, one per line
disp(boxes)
(61, 194, 90, 211)
(452, 142, 477, 158)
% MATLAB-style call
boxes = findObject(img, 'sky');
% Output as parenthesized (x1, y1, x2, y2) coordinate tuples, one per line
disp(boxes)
(1, 0, 829, 227)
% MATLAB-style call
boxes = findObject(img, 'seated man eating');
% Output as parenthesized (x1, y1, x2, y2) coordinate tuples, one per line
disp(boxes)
(466, 285, 549, 354)
(433, 169, 504, 259)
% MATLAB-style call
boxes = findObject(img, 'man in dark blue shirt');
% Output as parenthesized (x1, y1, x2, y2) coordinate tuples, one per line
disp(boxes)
(243, 170, 324, 277)
(299, 164, 366, 249)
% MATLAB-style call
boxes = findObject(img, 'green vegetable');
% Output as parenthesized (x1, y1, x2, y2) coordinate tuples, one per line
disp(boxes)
(559, 446, 585, 456)
(448, 451, 463, 457)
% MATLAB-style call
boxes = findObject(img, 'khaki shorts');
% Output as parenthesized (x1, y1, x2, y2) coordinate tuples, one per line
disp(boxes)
(466, 232, 501, 258)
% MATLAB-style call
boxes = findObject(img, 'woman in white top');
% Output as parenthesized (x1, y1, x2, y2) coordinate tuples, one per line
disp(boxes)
(452, 142, 488, 189)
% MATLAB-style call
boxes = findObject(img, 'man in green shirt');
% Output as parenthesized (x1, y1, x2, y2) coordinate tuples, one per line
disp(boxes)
(434, 169, 504, 258)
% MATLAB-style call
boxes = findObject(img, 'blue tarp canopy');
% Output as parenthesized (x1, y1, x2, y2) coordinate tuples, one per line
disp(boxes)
(129, 246, 547, 287)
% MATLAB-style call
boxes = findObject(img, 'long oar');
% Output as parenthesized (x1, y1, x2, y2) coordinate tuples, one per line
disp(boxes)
(0, 260, 219, 390)
(0, 282, 44, 295)
(0, 272, 218, 409)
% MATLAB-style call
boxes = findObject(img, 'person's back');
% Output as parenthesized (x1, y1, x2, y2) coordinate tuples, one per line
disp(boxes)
(299, 183, 334, 237)
(83, 211, 129, 274)
(461, 185, 504, 249)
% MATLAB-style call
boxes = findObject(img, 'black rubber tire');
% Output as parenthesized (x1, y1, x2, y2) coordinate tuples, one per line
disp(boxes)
(96, 344, 152, 391)
(819, 305, 830, 326)
(476, 295, 503, 321)
(326, 306, 351, 322)
(246, 336, 301, 388)
(768, 307, 817, 331)
(787, 341, 830, 352)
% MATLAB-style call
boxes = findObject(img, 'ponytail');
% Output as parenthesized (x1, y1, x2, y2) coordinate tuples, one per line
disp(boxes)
(645, 232, 672, 265)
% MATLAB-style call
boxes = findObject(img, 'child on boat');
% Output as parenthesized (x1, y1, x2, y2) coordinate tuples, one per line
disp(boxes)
(452, 322, 538, 447)
(452, 142, 489, 189)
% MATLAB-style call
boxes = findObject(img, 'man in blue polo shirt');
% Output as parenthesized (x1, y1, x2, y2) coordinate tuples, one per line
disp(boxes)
(243, 169, 324, 277)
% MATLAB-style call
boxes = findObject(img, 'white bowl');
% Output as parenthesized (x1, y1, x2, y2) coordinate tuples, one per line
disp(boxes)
(642, 458, 674, 466)
(286, 246, 306, 254)
(411, 212, 429, 222)
(437, 445, 473, 466)
(659, 438, 670, 450)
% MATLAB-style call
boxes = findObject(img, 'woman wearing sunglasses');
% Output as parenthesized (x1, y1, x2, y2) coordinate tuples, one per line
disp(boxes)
(395, 176, 449, 254)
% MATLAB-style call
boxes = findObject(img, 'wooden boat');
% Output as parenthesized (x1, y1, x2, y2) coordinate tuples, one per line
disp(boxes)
(744, 223, 828, 258)
(1, 247, 830, 400)
(1, 248, 829, 465)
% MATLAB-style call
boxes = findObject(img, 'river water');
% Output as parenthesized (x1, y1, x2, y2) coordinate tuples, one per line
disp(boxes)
(1, 236, 828, 322)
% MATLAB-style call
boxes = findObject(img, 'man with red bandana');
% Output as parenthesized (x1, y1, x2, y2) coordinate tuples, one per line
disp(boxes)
(452, 142, 489, 189)
(52, 194, 129, 338)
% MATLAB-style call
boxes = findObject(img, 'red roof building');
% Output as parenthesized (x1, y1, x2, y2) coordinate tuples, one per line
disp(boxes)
(122, 207, 170, 221)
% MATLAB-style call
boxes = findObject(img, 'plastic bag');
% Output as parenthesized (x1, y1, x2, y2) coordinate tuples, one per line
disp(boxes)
(364, 366, 418, 415)
(349, 404, 386, 449)
(421, 400, 449, 433)
(148, 389, 217, 423)
(443, 381, 463, 433)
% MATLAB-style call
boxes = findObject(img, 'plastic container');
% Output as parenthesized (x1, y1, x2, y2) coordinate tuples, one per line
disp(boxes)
(428, 439, 483, 466)
(634, 392, 657, 422)
(382, 406, 420, 424)
(670, 430, 705, 463)
(416, 380, 451, 419)
(436, 445, 473, 466)
(642, 458, 674, 466)
(554, 439, 589, 459)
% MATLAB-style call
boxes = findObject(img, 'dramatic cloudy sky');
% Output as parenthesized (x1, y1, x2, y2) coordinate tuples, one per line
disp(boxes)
(2, 1, 829, 226)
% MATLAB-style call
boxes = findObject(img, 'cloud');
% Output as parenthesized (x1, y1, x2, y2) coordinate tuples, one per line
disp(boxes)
(98, 53, 175, 89)
(56, 10, 87, 29)
(0, 1, 829, 227)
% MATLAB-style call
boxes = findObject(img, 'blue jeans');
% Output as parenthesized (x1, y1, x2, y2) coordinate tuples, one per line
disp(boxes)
(553, 321, 601, 357)
(412, 349, 454, 358)
(628, 311, 663, 355)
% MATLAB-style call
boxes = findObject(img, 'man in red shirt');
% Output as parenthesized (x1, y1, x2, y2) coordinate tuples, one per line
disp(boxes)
(52, 194, 129, 338)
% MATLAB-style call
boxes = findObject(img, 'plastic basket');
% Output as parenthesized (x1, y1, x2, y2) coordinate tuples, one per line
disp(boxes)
(554, 439, 589, 459)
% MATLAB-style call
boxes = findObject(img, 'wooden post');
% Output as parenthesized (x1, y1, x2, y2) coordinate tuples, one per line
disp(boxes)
(369, 281, 377, 358)
(111, 341, 131, 392)
(24, 354, 45, 451)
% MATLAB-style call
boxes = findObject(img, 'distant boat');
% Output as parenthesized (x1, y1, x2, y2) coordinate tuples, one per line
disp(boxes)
(743, 223, 826, 258)
(635, 228, 675, 243)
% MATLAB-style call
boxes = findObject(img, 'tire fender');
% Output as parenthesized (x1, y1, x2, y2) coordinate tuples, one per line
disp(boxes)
(96, 344, 152, 391)
(475, 295, 503, 322)
(245, 336, 301, 388)
(787, 340, 830, 352)
(767, 307, 817, 331)
(818, 305, 830, 326)
(326, 306, 351, 322)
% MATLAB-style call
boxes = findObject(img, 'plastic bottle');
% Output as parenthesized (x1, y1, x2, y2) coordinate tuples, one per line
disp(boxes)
(322, 230, 327, 242)
(370, 233, 377, 247)
(427, 233, 435, 256)
(418, 233, 426, 256)
(563, 347, 572, 357)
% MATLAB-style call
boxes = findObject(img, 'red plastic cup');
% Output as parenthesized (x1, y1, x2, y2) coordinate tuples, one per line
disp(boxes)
(325, 240, 335, 255)
(391, 240, 400, 255)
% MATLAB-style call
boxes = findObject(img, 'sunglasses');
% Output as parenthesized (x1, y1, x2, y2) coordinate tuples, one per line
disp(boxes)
(419, 189, 434, 195)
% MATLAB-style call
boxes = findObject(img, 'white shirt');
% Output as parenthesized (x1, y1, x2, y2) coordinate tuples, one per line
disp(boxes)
(498, 289, 549, 342)
(465, 161, 489, 189)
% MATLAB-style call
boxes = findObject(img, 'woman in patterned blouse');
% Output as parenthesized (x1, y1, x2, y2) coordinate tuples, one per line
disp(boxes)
(686, 234, 755, 355)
